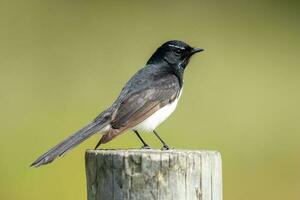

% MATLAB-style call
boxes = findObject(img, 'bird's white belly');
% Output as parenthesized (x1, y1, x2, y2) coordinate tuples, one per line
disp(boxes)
(132, 90, 182, 132)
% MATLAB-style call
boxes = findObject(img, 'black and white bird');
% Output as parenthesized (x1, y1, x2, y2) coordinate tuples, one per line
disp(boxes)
(31, 40, 204, 167)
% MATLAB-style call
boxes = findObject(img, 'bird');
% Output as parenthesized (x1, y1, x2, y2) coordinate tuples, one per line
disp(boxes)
(31, 40, 204, 167)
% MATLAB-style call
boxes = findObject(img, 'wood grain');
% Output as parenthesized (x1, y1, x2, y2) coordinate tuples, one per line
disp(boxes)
(85, 149, 222, 200)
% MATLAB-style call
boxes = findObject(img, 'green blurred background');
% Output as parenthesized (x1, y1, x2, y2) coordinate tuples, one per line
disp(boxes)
(1, 0, 299, 199)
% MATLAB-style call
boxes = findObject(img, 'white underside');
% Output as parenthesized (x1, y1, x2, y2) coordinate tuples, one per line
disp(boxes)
(99, 90, 182, 134)
(99, 124, 111, 133)
(132, 89, 182, 132)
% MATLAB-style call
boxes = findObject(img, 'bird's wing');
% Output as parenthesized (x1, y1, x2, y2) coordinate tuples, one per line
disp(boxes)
(100, 74, 180, 143)
(112, 74, 180, 129)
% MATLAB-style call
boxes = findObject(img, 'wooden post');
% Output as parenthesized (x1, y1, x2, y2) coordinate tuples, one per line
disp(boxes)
(85, 149, 222, 200)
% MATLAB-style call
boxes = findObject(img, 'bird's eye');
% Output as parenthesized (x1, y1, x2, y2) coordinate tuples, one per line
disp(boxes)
(174, 48, 183, 55)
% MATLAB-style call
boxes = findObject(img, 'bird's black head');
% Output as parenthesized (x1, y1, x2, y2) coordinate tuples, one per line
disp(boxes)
(147, 40, 204, 69)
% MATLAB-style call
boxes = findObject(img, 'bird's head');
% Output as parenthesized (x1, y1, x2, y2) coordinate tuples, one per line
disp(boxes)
(147, 40, 204, 69)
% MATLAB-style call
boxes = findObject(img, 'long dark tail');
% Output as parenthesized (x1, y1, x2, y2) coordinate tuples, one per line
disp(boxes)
(31, 115, 110, 167)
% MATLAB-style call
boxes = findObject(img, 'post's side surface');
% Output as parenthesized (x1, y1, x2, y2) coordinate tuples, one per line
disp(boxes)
(85, 149, 222, 200)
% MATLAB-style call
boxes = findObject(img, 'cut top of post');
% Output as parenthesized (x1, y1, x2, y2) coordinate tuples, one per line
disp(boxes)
(85, 149, 222, 200)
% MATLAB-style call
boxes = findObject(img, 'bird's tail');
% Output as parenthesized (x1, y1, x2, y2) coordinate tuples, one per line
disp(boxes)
(31, 114, 110, 167)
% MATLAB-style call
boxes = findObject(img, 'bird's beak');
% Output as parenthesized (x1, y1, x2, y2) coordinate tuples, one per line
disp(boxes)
(190, 47, 204, 55)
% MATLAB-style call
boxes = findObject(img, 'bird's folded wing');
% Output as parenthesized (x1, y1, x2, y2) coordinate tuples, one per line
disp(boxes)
(111, 74, 180, 130)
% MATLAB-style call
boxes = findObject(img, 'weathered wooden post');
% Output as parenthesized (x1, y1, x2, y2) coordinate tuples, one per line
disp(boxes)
(85, 149, 222, 200)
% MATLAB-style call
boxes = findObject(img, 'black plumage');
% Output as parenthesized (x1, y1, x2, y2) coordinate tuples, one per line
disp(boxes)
(31, 40, 203, 167)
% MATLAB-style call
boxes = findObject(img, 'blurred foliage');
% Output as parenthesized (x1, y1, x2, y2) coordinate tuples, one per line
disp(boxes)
(0, 0, 299, 199)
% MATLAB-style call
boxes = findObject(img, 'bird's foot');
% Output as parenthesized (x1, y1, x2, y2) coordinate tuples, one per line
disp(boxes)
(141, 145, 151, 149)
(94, 140, 102, 150)
(161, 145, 169, 150)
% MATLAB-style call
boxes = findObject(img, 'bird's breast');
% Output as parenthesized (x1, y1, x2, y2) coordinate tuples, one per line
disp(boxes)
(132, 89, 183, 132)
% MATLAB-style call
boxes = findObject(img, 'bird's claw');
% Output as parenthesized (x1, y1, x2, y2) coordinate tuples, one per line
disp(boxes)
(141, 145, 151, 149)
(161, 145, 169, 150)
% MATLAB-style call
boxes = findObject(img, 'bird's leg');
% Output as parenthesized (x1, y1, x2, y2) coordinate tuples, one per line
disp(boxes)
(94, 139, 101, 150)
(134, 130, 150, 149)
(153, 130, 169, 150)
